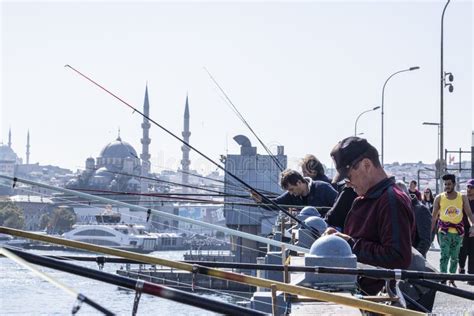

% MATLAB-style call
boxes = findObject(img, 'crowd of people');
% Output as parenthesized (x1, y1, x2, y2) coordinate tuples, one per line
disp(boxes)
(251, 136, 474, 290)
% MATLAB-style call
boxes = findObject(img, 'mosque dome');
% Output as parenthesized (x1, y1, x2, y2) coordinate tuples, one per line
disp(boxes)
(99, 136, 138, 159)
(0, 144, 18, 161)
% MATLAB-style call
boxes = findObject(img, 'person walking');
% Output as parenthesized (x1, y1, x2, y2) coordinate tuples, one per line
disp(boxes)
(458, 179, 474, 285)
(431, 174, 474, 287)
(422, 187, 435, 214)
(409, 180, 422, 201)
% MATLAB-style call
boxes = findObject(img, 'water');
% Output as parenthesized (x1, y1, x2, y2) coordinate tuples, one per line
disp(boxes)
(0, 250, 239, 315)
(1, 248, 473, 315)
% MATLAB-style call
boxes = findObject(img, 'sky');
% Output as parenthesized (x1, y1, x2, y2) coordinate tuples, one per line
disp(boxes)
(1, 0, 472, 175)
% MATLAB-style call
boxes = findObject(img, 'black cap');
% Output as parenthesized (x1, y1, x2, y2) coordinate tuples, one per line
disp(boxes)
(330, 137, 377, 183)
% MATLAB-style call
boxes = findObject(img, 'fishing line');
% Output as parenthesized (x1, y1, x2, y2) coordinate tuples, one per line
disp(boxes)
(1, 183, 277, 256)
(64, 65, 319, 238)
(204, 67, 285, 173)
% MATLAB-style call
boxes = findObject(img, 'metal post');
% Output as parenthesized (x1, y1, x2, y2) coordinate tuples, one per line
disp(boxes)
(381, 67, 420, 165)
(355, 106, 380, 136)
(440, 0, 451, 176)
(471, 132, 474, 179)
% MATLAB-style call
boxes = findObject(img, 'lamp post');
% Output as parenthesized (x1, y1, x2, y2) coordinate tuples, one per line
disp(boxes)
(354, 106, 380, 136)
(440, 0, 454, 177)
(381, 66, 420, 165)
(423, 122, 440, 194)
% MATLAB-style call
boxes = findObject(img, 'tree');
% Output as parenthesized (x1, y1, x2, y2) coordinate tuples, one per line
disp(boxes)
(49, 206, 76, 234)
(0, 201, 25, 229)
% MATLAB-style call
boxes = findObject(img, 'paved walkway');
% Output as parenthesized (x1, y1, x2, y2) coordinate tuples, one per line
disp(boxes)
(426, 242, 473, 315)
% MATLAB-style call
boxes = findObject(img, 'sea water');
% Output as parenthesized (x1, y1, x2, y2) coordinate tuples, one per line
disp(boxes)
(0, 250, 238, 316)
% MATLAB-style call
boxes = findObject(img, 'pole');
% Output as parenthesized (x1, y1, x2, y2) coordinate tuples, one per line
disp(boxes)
(471, 132, 474, 179)
(440, 0, 451, 176)
(381, 67, 419, 165)
(354, 106, 380, 136)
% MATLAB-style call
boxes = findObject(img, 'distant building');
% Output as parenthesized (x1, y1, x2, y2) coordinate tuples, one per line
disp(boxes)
(0, 144, 18, 195)
(223, 135, 286, 263)
(66, 133, 142, 193)
(8, 195, 55, 231)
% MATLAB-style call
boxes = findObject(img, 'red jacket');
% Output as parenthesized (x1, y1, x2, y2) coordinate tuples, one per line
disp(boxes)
(344, 177, 415, 269)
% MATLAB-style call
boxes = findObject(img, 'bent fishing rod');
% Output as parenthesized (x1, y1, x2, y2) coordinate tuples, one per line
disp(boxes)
(1, 175, 309, 253)
(0, 247, 115, 315)
(0, 227, 423, 316)
(64, 64, 319, 237)
(3, 246, 266, 316)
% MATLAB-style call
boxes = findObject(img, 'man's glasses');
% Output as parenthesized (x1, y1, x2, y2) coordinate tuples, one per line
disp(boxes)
(342, 159, 363, 184)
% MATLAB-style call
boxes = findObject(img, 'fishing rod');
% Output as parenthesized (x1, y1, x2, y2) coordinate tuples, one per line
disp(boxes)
(0, 227, 423, 316)
(0, 247, 115, 315)
(3, 246, 266, 316)
(40, 254, 474, 282)
(1, 182, 279, 259)
(204, 67, 285, 172)
(98, 168, 247, 196)
(1, 175, 309, 253)
(4, 181, 278, 254)
(156, 166, 280, 196)
(64, 64, 320, 238)
(73, 187, 246, 200)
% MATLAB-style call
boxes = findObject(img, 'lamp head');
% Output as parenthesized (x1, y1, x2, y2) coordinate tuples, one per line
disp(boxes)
(409, 66, 420, 71)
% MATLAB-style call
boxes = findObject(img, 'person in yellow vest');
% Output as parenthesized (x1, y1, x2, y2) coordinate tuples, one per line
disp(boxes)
(431, 174, 474, 286)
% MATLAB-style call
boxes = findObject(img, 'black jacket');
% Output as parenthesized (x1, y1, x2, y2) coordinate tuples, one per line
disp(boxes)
(325, 186, 358, 230)
(412, 198, 432, 258)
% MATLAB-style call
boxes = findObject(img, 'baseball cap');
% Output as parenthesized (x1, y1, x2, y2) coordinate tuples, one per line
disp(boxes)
(330, 136, 378, 183)
(467, 179, 474, 187)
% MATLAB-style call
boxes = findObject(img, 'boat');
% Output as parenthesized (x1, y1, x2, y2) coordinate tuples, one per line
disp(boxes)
(62, 208, 158, 253)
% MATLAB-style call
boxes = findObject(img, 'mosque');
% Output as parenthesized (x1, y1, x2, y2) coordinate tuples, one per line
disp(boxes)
(65, 86, 192, 197)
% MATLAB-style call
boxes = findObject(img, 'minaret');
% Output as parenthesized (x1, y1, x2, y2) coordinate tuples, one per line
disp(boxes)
(181, 95, 191, 191)
(140, 85, 151, 193)
(26, 130, 30, 164)
(8, 128, 12, 148)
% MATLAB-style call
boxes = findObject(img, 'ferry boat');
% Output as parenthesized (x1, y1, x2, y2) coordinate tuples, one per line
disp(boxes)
(62, 209, 157, 253)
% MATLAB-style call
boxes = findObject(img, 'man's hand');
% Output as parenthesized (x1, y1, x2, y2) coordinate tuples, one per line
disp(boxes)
(250, 190, 263, 203)
(322, 227, 351, 241)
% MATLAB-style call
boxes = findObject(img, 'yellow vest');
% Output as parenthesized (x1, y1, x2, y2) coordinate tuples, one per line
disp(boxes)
(439, 192, 463, 234)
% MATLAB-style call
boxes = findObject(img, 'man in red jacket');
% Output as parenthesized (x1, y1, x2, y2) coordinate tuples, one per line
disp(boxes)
(324, 137, 415, 294)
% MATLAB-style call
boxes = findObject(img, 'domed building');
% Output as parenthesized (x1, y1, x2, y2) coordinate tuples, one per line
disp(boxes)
(67, 135, 142, 193)
(0, 142, 22, 195)
(0, 144, 20, 162)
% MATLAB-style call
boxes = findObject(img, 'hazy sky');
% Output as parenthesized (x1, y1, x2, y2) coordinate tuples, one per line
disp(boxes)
(1, 0, 472, 174)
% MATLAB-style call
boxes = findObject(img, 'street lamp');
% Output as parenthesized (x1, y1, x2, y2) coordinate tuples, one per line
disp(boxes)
(440, 0, 454, 176)
(354, 106, 380, 136)
(381, 66, 420, 165)
(423, 121, 441, 194)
